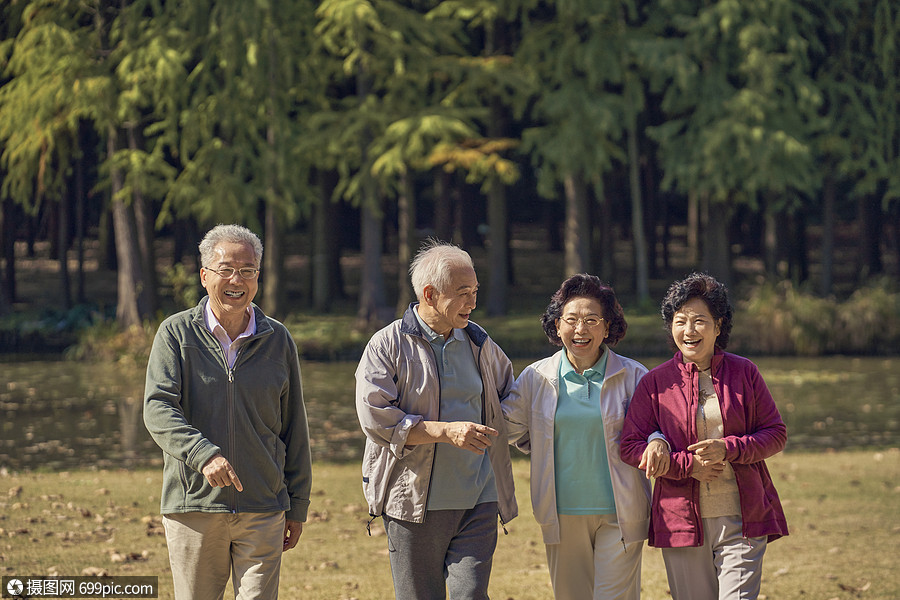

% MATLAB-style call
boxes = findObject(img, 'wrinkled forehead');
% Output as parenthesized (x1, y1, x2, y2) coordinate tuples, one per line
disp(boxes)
(210, 241, 260, 265)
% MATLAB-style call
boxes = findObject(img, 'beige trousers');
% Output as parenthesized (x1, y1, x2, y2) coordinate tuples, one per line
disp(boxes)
(661, 515, 767, 600)
(163, 512, 285, 600)
(545, 513, 643, 600)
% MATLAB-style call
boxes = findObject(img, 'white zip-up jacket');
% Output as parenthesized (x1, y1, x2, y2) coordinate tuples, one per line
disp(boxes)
(502, 348, 650, 545)
(355, 304, 518, 525)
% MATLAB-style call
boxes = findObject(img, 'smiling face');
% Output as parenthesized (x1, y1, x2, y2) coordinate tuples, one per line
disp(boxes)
(558, 296, 610, 373)
(671, 297, 721, 370)
(200, 240, 259, 327)
(418, 265, 478, 339)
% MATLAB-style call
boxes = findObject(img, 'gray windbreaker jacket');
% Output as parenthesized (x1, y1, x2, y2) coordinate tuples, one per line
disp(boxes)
(503, 348, 650, 545)
(355, 304, 518, 525)
(143, 297, 312, 522)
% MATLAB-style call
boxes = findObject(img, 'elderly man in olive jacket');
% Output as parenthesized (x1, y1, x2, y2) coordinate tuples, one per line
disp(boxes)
(144, 224, 311, 600)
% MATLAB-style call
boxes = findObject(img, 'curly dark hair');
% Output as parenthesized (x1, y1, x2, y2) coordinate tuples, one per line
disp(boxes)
(541, 274, 627, 347)
(660, 272, 733, 350)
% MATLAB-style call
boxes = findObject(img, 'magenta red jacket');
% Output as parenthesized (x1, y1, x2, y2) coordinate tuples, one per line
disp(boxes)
(620, 349, 788, 548)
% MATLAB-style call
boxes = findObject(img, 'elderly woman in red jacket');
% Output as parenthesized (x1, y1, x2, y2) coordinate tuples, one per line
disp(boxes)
(621, 273, 788, 600)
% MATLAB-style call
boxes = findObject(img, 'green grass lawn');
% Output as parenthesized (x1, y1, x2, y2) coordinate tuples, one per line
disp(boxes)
(2, 450, 898, 599)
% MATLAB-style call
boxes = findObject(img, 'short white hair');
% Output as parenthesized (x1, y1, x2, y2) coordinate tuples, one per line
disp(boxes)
(409, 240, 474, 300)
(199, 224, 263, 267)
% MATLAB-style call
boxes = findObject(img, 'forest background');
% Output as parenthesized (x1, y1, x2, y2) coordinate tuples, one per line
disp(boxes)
(1, 0, 899, 358)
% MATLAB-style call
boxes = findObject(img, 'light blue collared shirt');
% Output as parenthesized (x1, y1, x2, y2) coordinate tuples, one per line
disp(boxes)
(414, 307, 497, 511)
(554, 348, 616, 515)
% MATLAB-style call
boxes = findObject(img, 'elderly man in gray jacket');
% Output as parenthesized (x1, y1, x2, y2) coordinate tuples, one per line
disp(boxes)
(356, 240, 517, 600)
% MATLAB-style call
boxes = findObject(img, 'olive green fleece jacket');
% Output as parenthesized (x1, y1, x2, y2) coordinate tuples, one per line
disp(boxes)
(143, 297, 312, 522)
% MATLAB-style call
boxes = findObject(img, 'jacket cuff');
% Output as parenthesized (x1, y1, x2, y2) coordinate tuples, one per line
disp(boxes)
(390, 414, 423, 458)
(648, 431, 670, 450)
(287, 499, 310, 522)
(188, 442, 221, 474)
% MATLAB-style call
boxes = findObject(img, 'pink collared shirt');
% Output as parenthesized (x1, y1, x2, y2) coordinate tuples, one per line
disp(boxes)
(204, 302, 257, 368)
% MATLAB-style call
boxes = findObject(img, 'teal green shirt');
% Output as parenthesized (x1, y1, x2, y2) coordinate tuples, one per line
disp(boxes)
(414, 309, 497, 511)
(554, 349, 616, 515)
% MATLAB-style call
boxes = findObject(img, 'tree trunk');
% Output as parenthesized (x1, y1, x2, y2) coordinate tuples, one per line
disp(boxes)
(820, 175, 836, 296)
(57, 195, 72, 310)
(485, 176, 508, 316)
(627, 114, 649, 304)
(312, 170, 343, 312)
(434, 169, 453, 242)
(1, 196, 17, 308)
(857, 195, 883, 280)
(109, 127, 148, 328)
(564, 171, 590, 276)
(74, 142, 86, 303)
(595, 182, 615, 283)
(788, 210, 809, 285)
(127, 126, 158, 315)
(763, 203, 778, 278)
(263, 202, 285, 318)
(396, 171, 416, 315)
(702, 197, 732, 286)
(357, 199, 389, 330)
(687, 190, 700, 265)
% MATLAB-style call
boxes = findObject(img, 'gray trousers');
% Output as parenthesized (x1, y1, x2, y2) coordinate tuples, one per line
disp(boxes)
(383, 501, 499, 600)
(662, 515, 767, 600)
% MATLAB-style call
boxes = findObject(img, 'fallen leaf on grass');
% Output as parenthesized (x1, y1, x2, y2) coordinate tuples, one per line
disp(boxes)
(141, 515, 164, 536)
(110, 550, 149, 563)
(838, 580, 871, 593)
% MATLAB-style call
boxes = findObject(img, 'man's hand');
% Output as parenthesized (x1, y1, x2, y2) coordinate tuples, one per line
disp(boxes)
(638, 438, 671, 479)
(283, 519, 303, 552)
(408, 421, 498, 454)
(201, 454, 243, 491)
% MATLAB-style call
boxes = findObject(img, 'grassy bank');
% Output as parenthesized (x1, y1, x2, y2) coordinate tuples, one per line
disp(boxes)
(2, 450, 898, 600)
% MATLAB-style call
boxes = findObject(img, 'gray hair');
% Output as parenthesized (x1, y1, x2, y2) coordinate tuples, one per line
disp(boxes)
(199, 224, 263, 267)
(409, 239, 474, 299)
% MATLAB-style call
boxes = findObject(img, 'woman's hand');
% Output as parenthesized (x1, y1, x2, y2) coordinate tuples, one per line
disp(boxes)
(638, 439, 671, 479)
(690, 459, 725, 482)
(688, 438, 726, 465)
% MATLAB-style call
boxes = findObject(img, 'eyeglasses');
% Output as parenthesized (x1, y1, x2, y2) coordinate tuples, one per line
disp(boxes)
(205, 266, 260, 280)
(560, 316, 606, 328)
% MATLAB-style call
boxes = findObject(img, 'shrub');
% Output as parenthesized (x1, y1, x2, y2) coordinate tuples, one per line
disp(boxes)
(735, 279, 900, 355)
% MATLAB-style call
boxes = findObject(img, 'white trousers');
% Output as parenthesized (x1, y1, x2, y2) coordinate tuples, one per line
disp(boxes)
(545, 513, 643, 600)
(662, 515, 767, 600)
(163, 511, 285, 600)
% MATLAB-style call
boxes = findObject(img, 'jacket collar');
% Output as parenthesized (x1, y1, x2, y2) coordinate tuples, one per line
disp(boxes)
(674, 347, 725, 376)
(534, 346, 625, 383)
(400, 302, 488, 347)
(192, 296, 274, 338)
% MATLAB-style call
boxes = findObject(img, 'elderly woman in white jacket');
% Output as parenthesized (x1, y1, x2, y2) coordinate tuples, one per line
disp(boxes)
(503, 274, 668, 600)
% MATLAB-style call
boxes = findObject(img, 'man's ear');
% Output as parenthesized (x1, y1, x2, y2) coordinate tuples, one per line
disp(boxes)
(422, 284, 435, 306)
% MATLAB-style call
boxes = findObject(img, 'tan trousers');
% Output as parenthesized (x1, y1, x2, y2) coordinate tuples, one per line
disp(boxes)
(163, 512, 285, 600)
(545, 514, 643, 600)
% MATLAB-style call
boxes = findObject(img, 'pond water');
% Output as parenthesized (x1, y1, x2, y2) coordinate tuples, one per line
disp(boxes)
(1, 356, 898, 472)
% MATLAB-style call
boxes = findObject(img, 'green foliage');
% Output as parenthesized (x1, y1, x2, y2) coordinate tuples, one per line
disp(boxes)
(647, 0, 823, 204)
(736, 278, 900, 355)
(161, 263, 201, 310)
